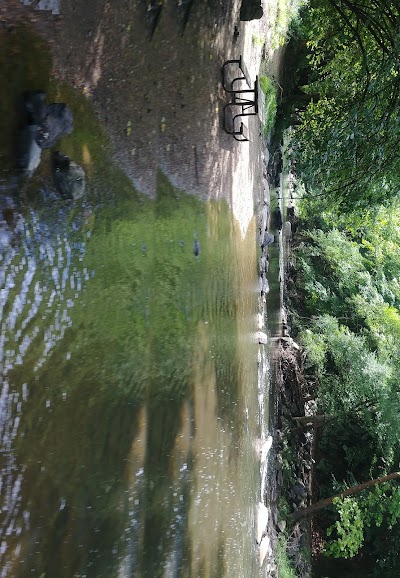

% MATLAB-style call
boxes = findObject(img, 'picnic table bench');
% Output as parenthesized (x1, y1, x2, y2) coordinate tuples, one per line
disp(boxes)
(221, 55, 252, 92)
(221, 56, 265, 142)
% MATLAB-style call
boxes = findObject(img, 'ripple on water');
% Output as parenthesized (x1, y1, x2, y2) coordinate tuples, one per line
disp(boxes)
(0, 197, 91, 571)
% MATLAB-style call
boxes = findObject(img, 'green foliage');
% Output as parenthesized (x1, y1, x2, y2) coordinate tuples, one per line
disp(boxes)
(271, 0, 307, 49)
(291, 0, 400, 209)
(298, 328, 326, 372)
(326, 497, 364, 558)
(252, 33, 265, 47)
(325, 485, 400, 560)
(277, 535, 298, 578)
(288, 2, 400, 571)
(259, 76, 278, 136)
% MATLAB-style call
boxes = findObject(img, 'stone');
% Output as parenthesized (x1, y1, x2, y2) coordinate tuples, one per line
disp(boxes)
(284, 221, 292, 241)
(260, 274, 269, 296)
(193, 238, 200, 257)
(255, 436, 273, 462)
(256, 502, 269, 544)
(24, 90, 47, 125)
(259, 535, 270, 566)
(0, 222, 12, 252)
(293, 482, 307, 499)
(16, 124, 42, 176)
(52, 151, 86, 200)
(277, 519, 286, 533)
(36, 103, 74, 149)
(261, 231, 274, 248)
(273, 207, 283, 230)
(254, 331, 268, 344)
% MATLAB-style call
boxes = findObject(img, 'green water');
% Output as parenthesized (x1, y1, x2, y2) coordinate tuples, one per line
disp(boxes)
(0, 22, 263, 578)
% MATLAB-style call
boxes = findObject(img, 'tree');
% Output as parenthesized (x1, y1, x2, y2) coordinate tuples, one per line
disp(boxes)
(292, 471, 400, 521)
(292, 0, 400, 209)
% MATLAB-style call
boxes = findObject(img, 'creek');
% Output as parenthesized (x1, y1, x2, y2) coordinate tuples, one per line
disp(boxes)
(0, 6, 281, 577)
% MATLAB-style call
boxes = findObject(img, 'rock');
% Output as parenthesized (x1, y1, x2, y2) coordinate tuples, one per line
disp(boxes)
(284, 221, 292, 241)
(52, 151, 86, 200)
(24, 90, 47, 125)
(293, 482, 307, 499)
(260, 254, 268, 274)
(16, 124, 42, 176)
(261, 231, 274, 249)
(240, 0, 263, 20)
(260, 275, 269, 296)
(254, 331, 268, 344)
(193, 238, 200, 257)
(255, 436, 273, 462)
(279, 336, 300, 350)
(259, 535, 271, 566)
(36, 103, 74, 149)
(273, 207, 283, 230)
(256, 502, 269, 544)
(0, 222, 12, 252)
(287, 206, 295, 219)
(36, 0, 61, 14)
(277, 519, 286, 533)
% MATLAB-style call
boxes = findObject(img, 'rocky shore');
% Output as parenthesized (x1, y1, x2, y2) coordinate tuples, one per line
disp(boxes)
(257, 153, 313, 577)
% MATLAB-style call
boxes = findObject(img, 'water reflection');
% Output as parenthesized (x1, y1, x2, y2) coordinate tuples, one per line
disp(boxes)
(0, 18, 263, 578)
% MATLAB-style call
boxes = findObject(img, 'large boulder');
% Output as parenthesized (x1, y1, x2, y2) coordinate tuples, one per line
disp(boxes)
(36, 103, 74, 149)
(52, 151, 85, 200)
(240, 0, 263, 21)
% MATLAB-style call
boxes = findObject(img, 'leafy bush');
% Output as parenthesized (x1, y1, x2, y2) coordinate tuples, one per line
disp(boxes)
(326, 497, 364, 558)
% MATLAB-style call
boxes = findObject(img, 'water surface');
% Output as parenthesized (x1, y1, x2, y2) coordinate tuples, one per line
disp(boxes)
(0, 14, 268, 578)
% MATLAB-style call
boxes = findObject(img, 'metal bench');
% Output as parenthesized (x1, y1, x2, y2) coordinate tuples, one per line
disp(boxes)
(221, 55, 252, 92)
(221, 56, 266, 142)
(222, 102, 250, 141)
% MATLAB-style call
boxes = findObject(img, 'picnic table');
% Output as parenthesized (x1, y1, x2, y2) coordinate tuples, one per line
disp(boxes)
(221, 56, 265, 142)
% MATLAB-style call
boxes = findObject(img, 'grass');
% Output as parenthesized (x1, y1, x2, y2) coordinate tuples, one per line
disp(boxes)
(259, 76, 278, 136)
(277, 535, 297, 578)
(252, 33, 265, 48)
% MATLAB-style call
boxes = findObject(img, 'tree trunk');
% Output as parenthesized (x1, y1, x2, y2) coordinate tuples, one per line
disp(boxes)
(292, 471, 400, 520)
(293, 414, 329, 426)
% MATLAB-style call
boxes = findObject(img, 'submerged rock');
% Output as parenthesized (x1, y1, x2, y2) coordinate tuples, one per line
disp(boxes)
(36, 103, 74, 149)
(24, 90, 47, 125)
(261, 231, 274, 249)
(0, 222, 12, 252)
(52, 151, 86, 200)
(16, 124, 42, 176)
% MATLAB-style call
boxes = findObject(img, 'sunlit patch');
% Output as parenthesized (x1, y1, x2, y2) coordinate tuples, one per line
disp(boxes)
(82, 143, 92, 168)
